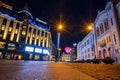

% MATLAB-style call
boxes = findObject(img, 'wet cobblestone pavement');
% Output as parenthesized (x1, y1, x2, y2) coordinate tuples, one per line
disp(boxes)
(65, 63, 120, 80)
(0, 60, 95, 80)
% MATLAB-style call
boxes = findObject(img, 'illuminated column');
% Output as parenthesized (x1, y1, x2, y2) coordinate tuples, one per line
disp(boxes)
(29, 27, 34, 45)
(38, 30, 42, 46)
(16, 22, 22, 42)
(42, 31, 46, 47)
(3, 18, 11, 40)
(0, 16, 4, 28)
(34, 29, 38, 45)
(25, 25, 30, 44)
(10, 21, 17, 41)
(57, 32, 61, 58)
(46, 32, 49, 48)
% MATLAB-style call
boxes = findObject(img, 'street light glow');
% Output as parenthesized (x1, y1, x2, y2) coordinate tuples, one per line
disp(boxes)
(58, 24, 62, 30)
(88, 25, 92, 31)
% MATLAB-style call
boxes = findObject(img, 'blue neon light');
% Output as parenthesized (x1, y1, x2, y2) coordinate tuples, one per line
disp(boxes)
(0, 12, 16, 20)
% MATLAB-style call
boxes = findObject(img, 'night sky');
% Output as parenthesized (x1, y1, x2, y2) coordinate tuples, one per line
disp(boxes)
(3, 0, 110, 50)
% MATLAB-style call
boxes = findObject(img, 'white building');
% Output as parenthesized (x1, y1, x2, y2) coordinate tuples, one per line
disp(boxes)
(77, 31, 95, 60)
(93, 1, 120, 63)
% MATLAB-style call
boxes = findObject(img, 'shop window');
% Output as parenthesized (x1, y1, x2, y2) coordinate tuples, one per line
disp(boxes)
(7, 43, 16, 50)
(0, 42, 5, 48)
(34, 55, 40, 60)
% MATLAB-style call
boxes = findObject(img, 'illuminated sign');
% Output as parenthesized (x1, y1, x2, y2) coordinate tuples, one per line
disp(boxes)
(35, 48, 42, 53)
(65, 47, 72, 54)
(18, 10, 33, 19)
(0, 12, 16, 20)
(43, 49, 49, 55)
(36, 18, 47, 24)
(8, 43, 15, 50)
(25, 46, 34, 52)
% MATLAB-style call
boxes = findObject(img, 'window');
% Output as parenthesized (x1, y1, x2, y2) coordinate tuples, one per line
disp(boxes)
(96, 27, 99, 37)
(110, 18, 113, 25)
(15, 29, 18, 34)
(87, 40, 89, 45)
(100, 24, 104, 34)
(113, 34, 117, 44)
(104, 19, 109, 31)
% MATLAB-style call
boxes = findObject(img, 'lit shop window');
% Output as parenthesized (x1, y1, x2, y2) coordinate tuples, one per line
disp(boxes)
(0, 42, 5, 48)
(34, 55, 40, 60)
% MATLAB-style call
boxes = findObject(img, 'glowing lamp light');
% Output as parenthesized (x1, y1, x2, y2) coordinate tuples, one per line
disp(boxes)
(65, 47, 72, 54)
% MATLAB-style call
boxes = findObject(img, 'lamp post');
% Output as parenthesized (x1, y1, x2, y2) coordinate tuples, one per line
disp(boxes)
(57, 24, 62, 60)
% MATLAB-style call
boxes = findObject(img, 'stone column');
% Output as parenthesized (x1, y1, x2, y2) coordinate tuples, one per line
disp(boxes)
(46, 32, 49, 48)
(16, 22, 22, 42)
(3, 18, 11, 40)
(34, 29, 38, 45)
(29, 27, 34, 45)
(10, 21, 17, 41)
(38, 30, 42, 46)
(42, 31, 46, 47)
(25, 25, 30, 44)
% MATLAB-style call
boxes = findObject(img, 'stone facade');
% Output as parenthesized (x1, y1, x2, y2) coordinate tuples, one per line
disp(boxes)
(77, 31, 95, 60)
(77, 1, 120, 63)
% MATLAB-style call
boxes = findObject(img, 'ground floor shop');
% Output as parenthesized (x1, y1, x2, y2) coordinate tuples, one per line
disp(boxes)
(0, 41, 50, 61)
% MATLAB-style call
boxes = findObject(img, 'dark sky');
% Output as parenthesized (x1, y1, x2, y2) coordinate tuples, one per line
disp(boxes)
(3, 0, 110, 50)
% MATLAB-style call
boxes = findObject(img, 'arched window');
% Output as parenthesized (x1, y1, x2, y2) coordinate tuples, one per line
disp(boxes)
(108, 47, 111, 58)
(99, 51, 102, 59)
(103, 49, 106, 59)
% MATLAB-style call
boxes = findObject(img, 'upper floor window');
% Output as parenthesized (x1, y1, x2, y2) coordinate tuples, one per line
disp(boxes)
(104, 19, 109, 31)
(100, 24, 104, 34)
(96, 27, 100, 37)
(110, 18, 113, 26)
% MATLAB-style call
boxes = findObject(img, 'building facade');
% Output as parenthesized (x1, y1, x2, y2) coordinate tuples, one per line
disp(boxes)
(61, 52, 70, 62)
(77, 31, 95, 60)
(77, 1, 120, 63)
(0, 1, 52, 61)
(93, 1, 120, 63)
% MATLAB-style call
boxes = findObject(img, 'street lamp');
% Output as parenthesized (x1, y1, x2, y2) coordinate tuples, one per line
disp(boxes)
(57, 24, 63, 60)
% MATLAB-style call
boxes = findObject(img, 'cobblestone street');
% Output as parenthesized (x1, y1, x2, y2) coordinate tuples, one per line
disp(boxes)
(0, 60, 120, 80)
(0, 60, 95, 80)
